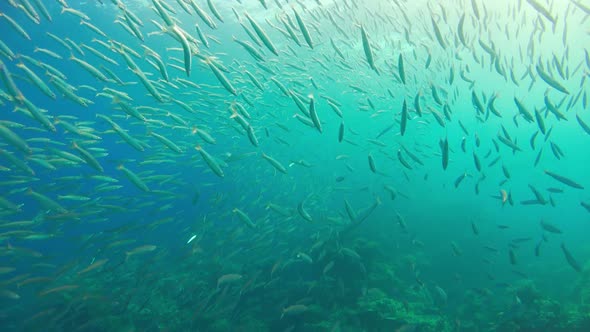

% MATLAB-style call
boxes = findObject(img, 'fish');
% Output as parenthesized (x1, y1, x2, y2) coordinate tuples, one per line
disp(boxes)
(0, 290, 20, 300)
(308, 95, 322, 133)
(535, 240, 543, 257)
(367, 153, 379, 173)
(21, 98, 56, 132)
(0, 266, 15, 274)
(38, 284, 79, 297)
(425, 51, 432, 68)
(0, 123, 31, 154)
(207, 0, 223, 23)
(472, 92, 484, 115)
(233, 208, 256, 229)
(514, 97, 534, 123)
(431, 17, 447, 49)
(398, 54, 406, 84)
(360, 25, 378, 74)
(397, 149, 412, 169)
(544, 170, 584, 190)
(441, 137, 449, 170)
(191, 1, 216, 29)
(471, 221, 479, 235)
(117, 165, 150, 192)
(455, 173, 467, 188)
(296, 252, 313, 264)
(130, 67, 164, 102)
(536, 64, 569, 94)
(526, 0, 556, 24)
(560, 243, 582, 273)
(244, 12, 278, 56)
(196, 145, 224, 178)
(534, 109, 546, 135)
(509, 249, 517, 265)
(400, 99, 408, 136)
(171, 25, 192, 77)
(502, 165, 511, 179)
(544, 96, 567, 121)
(234, 37, 264, 62)
(281, 304, 308, 319)
(293, 8, 313, 49)
(576, 114, 590, 135)
(217, 273, 243, 288)
(27, 188, 68, 214)
(150, 131, 182, 154)
(205, 58, 237, 96)
(77, 259, 108, 275)
(125, 245, 157, 260)
(16, 62, 56, 99)
(0, 12, 31, 40)
(262, 153, 287, 174)
(297, 200, 313, 222)
(414, 93, 423, 117)
(539, 220, 562, 234)
(69, 55, 112, 82)
(528, 184, 547, 205)
(457, 14, 467, 46)
(547, 188, 564, 194)
(402, 146, 424, 166)
(0, 60, 24, 103)
(473, 152, 481, 172)
(187, 234, 197, 244)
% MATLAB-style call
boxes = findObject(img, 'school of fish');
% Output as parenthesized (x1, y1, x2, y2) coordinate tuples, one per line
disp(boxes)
(0, 0, 589, 331)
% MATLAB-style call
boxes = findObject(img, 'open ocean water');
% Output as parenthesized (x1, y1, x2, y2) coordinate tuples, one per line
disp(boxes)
(0, 0, 589, 331)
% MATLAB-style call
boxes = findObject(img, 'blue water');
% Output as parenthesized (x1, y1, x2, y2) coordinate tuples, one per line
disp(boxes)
(0, 0, 589, 331)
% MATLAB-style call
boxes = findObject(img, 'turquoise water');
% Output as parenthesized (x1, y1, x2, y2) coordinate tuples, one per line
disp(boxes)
(0, 0, 589, 331)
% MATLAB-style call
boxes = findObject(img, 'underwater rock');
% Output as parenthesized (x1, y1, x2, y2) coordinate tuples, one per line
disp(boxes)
(355, 287, 451, 331)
